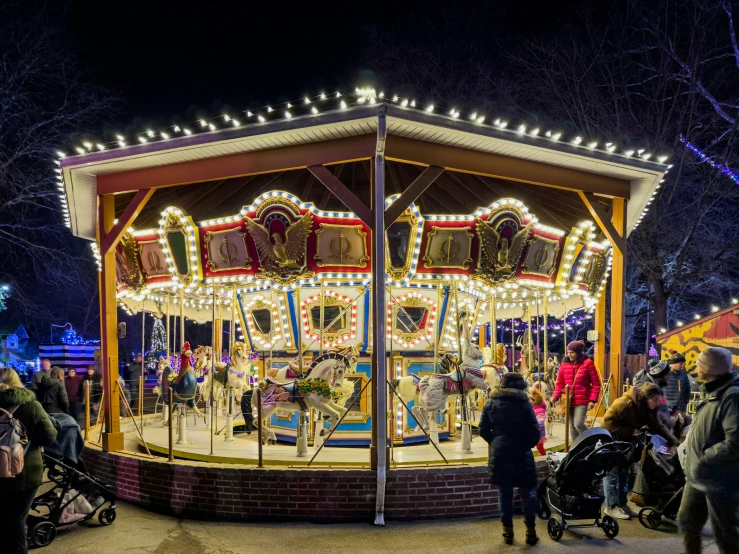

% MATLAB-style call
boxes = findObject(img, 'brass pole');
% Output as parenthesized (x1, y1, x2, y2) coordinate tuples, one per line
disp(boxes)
(433, 282, 441, 373)
(256, 388, 264, 467)
(168, 389, 174, 462)
(84, 380, 90, 441)
(295, 286, 304, 371)
(563, 296, 567, 357)
(319, 279, 325, 355)
(231, 286, 236, 355)
(490, 293, 497, 360)
(179, 288, 185, 353)
(210, 287, 216, 456)
(166, 293, 171, 361)
(139, 374, 144, 427)
(536, 292, 541, 369)
(543, 295, 549, 368)
(564, 384, 571, 452)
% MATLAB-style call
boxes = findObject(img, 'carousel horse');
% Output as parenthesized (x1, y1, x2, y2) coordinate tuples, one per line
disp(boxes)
(212, 341, 256, 403)
(266, 344, 360, 384)
(242, 350, 351, 444)
(410, 353, 491, 432)
(194, 346, 225, 411)
(480, 344, 507, 389)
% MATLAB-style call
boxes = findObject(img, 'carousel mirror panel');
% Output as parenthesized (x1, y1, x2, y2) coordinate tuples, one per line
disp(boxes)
(244, 295, 281, 348)
(300, 290, 357, 348)
(388, 292, 436, 348)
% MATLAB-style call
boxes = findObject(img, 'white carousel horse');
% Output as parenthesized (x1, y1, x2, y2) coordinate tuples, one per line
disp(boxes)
(194, 345, 224, 410)
(411, 354, 491, 431)
(219, 341, 257, 402)
(266, 344, 360, 383)
(243, 351, 350, 445)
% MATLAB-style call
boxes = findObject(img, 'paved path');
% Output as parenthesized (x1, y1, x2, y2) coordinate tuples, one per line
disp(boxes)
(48, 501, 718, 554)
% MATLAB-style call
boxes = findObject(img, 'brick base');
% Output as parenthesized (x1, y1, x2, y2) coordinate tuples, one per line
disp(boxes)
(82, 447, 549, 522)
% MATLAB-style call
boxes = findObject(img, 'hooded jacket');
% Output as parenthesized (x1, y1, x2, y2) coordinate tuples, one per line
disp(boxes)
(603, 386, 678, 446)
(0, 387, 58, 492)
(663, 369, 692, 413)
(552, 356, 601, 406)
(683, 372, 739, 494)
(36, 375, 69, 414)
(479, 387, 541, 488)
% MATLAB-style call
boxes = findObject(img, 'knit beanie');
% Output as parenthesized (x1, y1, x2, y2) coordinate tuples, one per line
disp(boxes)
(501, 372, 526, 390)
(697, 347, 733, 377)
(567, 340, 585, 353)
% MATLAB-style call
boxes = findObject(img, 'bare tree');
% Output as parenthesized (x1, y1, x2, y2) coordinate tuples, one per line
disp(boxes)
(0, 2, 116, 339)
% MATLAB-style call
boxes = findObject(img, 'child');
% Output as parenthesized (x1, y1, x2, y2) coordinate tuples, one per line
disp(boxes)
(530, 386, 547, 456)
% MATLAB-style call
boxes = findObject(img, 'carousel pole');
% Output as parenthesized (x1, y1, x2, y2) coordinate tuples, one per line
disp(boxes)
(140, 308, 145, 419)
(544, 294, 553, 438)
(490, 293, 497, 361)
(209, 287, 216, 456)
(176, 289, 187, 445)
(527, 301, 534, 374)
(536, 292, 541, 369)
(453, 281, 472, 453)
(433, 282, 442, 373)
(510, 316, 515, 371)
(319, 279, 325, 356)
(563, 296, 567, 357)
(226, 286, 236, 443)
(294, 286, 308, 457)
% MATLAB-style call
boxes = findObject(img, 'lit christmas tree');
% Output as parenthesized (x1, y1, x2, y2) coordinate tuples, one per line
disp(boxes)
(151, 317, 167, 353)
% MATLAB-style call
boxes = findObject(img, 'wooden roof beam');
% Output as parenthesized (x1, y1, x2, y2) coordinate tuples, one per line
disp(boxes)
(384, 166, 444, 229)
(578, 191, 626, 255)
(307, 165, 372, 226)
(102, 188, 154, 255)
(385, 135, 631, 199)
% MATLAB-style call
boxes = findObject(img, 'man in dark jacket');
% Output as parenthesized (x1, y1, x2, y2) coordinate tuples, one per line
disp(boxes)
(479, 372, 542, 545)
(678, 347, 739, 554)
(36, 366, 70, 415)
(0, 367, 58, 554)
(29, 358, 52, 391)
(663, 352, 692, 414)
(125, 354, 143, 416)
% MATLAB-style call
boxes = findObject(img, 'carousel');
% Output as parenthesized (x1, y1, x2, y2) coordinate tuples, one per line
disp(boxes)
(57, 87, 668, 522)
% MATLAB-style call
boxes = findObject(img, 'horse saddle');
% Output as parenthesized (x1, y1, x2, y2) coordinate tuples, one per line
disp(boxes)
(261, 379, 308, 411)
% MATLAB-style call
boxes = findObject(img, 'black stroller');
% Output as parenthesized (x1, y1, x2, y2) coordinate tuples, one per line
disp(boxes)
(538, 428, 631, 541)
(631, 433, 685, 530)
(27, 415, 117, 548)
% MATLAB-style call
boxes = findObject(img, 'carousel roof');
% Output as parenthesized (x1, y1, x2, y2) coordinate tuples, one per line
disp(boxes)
(57, 88, 669, 241)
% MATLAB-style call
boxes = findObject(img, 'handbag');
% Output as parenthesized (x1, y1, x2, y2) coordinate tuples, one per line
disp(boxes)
(555, 362, 584, 416)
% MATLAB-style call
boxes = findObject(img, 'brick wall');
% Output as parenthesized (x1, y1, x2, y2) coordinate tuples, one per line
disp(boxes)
(82, 447, 549, 522)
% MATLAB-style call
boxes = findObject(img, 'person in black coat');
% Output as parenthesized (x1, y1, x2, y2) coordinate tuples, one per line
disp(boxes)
(479, 372, 542, 546)
(35, 366, 70, 415)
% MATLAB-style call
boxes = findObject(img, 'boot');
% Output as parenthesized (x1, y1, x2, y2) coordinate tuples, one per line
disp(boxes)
(684, 532, 702, 554)
(526, 525, 539, 546)
(502, 525, 514, 545)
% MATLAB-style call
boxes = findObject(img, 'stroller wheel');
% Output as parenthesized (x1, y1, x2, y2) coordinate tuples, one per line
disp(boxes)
(538, 498, 551, 520)
(547, 518, 564, 541)
(638, 507, 662, 530)
(601, 515, 619, 538)
(98, 507, 117, 526)
(30, 521, 57, 547)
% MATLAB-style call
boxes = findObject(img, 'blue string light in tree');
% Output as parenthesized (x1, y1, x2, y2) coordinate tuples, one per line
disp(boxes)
(680, 135, 739, 186)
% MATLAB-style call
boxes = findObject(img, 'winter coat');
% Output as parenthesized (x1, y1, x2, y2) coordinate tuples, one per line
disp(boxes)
(125, 362, 142, 382)
(533, 402, 547, 438)
(663, 369, 692, 413)
(0, 387, 58, 492)
(36, 375, 70, 414)
(80, 374, 103, 404)
(30, 369, 51, 391)
(683, 372, 739, 494)
(552, 356, 601, 406)
(602, 386, 678, 446)
(479, 388, 541, 489)
(65, 374, 83, 403)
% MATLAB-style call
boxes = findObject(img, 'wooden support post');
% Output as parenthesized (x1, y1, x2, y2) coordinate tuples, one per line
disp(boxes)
(594, 293, 606, 383)
(98, 194, 123, 452)
(384, 166, 444, 228)
(577, 192, 626, 255)
(609, 198, 627, 402)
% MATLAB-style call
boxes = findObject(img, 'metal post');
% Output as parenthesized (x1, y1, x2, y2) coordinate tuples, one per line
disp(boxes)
(490, 293, 496, 359)
(536, 293, 541, 370)
(645, 293, 651, 356)
(434, 283, 442, 373)
(84, 380, 91, 441)
(543, 294, 549, 368)
(166, 294, 170, 360)
(139, 374, 144, 427)
(563, 297, 567, 357)
(564, 384, 571, 452)
(210, 287, 216, 456)
(319, 279, 325, 355)
(225, 389, 234, 442)
(168, 389, 174, 462)
(510, 317, 515, 370)
(256, 388, 263, 468)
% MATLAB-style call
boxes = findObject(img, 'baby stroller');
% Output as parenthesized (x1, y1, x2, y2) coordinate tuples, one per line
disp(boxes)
(631, 432, 685, 530)
(538, 428, 631, 541)
(27, 414, 117, 548)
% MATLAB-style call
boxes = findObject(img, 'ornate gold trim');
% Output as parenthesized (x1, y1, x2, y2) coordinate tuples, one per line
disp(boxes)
(301, 294, 352, 346)
(314, 224, 369, 268)
(203, 227, 252, 272)
(116, 233, 144, 290)
(385, 208, 419, 282)
(521, 235, 561, 277)
(136, 239, 170, 280)
(422, 226, 474, 269)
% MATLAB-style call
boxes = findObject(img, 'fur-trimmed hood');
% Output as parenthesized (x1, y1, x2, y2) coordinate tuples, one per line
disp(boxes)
(490, 387, 530, 401)
(0, 386, 36, 408)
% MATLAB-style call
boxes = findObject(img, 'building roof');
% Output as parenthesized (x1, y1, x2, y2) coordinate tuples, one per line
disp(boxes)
(57, 89, 669, 241)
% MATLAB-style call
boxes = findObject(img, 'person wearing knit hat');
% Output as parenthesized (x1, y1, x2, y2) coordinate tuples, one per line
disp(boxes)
(663, 350, 692, 414)
(602, 382, 678, 520)
(551, 339, 601, 441)
(678, 347, 739, 554)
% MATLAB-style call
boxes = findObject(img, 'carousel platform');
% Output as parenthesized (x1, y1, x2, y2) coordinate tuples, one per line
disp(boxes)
(132, 417, 569, 467)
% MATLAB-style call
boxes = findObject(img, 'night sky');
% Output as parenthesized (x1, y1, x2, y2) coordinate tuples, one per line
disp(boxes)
(67, 0, 567, 125)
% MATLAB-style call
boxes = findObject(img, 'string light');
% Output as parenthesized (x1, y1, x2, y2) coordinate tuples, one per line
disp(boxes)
(681, 135, 739, 186)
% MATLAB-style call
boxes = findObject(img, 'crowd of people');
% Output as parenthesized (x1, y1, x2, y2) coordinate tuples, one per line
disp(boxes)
(479, 341, 739, 554)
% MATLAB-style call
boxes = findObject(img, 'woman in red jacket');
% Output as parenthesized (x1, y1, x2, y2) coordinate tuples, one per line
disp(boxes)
(550, 340, 601, 440)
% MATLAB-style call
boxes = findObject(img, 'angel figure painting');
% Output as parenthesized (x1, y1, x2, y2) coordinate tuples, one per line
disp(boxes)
(245, 211, 315, 285)
(474, 218, 532, 285)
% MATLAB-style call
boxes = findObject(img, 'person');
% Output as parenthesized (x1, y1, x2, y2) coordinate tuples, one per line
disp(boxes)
(65, 368, 83, 422)
(479, 372, 542, 546)
(678, 347, 739, 554)
(551, 340, 601, 440)
(36, 366, 70, 415)
(664, 352, 692, 415)
(602, 383, 679, 520)
(0, 367, 58, 553)
(633, 359, 670, 390)
(29, 358, 52, 391)
(125, 354, 143, 416)
(80, 366, 103, 420)
(529, 386, 547, 456)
